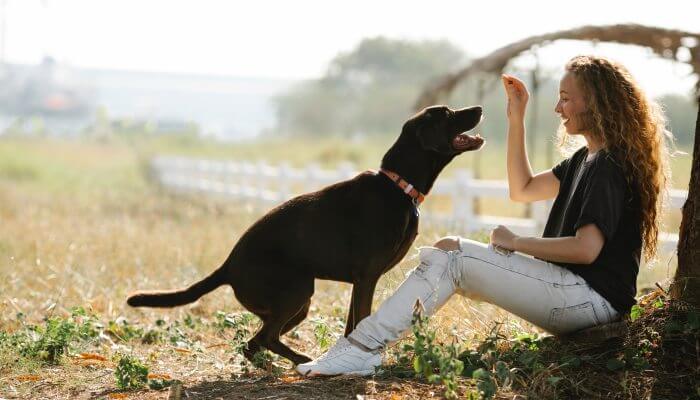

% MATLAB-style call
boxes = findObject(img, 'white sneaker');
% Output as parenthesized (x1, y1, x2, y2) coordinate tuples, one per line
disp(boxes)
(295, 337, 382, 376)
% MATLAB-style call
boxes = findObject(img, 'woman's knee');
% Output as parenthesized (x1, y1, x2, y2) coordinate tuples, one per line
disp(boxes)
(433, 236, 461, 251)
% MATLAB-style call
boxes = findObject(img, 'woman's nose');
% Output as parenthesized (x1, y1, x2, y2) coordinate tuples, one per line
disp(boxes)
(554, 101, 562, 114)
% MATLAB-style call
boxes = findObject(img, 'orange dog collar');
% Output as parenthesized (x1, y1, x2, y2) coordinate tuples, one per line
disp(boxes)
(379, 168, 425, 206)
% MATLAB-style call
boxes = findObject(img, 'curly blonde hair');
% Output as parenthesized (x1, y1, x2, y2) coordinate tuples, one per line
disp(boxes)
(557, 55, 672, 262)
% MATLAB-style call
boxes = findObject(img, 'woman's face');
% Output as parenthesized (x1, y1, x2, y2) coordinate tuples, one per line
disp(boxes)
(555, 72, 588, 135)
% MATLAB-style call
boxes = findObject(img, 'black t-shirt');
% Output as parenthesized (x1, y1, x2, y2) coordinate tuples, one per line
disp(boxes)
(541, 146, 642, 314)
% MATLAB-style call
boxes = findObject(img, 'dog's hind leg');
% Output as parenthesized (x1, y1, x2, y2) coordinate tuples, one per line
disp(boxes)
(280, 299, 310, 337)
(242, 300, 308, 358)
(242, 316, 265, 361)
(243, 280, 314, 365)
(245, 301, 313, 364)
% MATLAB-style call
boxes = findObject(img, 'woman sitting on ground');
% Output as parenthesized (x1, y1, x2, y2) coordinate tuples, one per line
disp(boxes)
(297, 55, 672, 376)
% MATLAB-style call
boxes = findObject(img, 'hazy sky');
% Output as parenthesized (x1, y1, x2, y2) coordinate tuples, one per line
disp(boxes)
(3, 0, 699, 95)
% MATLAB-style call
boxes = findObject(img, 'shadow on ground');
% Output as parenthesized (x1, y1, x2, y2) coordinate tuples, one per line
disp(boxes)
(180, 374, 427, 400)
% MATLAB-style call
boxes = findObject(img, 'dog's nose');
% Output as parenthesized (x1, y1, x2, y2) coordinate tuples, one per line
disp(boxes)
(454, 105, 482, 120)
(455, 105, 482, 114)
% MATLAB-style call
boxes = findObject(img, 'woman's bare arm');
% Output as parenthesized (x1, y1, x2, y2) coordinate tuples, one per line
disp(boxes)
(512, 224, 605, 264)
(502, 74, 560, 202)
(510, 170, 560, 202)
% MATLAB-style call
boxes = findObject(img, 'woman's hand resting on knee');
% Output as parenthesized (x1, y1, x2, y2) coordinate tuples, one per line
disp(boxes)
(490, 225, 519, 251)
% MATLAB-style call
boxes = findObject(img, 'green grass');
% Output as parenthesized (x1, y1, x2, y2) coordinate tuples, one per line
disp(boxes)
(0, 137, 147, 196)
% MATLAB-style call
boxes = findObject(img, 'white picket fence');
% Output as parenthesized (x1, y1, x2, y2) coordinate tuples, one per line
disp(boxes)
(151, 156, 687, 253)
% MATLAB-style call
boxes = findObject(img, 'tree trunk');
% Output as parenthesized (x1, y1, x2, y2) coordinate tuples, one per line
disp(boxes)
(671, 97, 700, 307)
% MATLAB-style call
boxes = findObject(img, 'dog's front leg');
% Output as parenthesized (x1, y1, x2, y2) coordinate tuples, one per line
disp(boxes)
(344, 277, 379, 337)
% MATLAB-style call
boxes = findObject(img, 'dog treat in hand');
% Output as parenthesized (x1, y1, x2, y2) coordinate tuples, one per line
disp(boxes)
(492, 244, 514, 256)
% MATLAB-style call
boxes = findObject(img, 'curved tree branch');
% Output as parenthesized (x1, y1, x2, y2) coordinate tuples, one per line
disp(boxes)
(414, 24, 700, 110)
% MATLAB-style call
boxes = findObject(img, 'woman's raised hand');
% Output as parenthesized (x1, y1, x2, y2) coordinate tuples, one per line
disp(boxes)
(501, 74, 529, 121)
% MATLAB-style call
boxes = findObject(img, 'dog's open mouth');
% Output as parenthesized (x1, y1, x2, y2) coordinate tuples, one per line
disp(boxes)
(452, 132, 484, 152)
(451, 113, 485, 152)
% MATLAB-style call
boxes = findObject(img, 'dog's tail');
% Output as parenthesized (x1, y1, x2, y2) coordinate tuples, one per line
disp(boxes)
(126, 266, 227, 308)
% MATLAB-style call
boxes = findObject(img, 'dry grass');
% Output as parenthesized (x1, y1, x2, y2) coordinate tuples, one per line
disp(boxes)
(0, 135, 690, 399)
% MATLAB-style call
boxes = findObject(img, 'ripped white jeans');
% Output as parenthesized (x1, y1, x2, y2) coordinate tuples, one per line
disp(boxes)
(349, 238, 620, 351)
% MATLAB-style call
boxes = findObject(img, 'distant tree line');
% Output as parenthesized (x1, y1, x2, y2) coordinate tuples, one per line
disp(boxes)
(272, 37, 697, 148)
(273, 37, 466, 138)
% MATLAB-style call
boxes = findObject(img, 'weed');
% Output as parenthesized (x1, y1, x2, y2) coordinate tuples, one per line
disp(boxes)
(7, 308, 102, 364)
(251, 350, 283, 377)
(114, 354, 149, 390)
(312, 318, 332, 350)
(69, 306, 103, 340)
(183, 314, 202, 330)
(148, 376, 178, 390)
(107, 318, 144, 342)
(403, 302, 464, 399)
(114, 354, 179, 390)
(141, 329, 163, 345)
(211, 311, 256, 355)
(214, 311, 255, 333)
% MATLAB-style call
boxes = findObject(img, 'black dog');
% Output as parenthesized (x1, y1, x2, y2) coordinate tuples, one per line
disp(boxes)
(127, 105, 484, 364)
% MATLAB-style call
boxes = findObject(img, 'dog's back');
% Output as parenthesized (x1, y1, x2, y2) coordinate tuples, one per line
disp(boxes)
(225, 171, 417, 281)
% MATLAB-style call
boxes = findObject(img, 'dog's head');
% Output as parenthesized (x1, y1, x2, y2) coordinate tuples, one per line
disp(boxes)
(381, 104, 485, 194)
(408, 105, 484, 155)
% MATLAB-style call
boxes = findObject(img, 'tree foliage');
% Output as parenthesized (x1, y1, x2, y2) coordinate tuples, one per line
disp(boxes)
(273, 37, 467, 137)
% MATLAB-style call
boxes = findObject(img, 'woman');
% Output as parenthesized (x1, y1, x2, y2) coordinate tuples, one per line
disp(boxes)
(297, 55, 670, 376)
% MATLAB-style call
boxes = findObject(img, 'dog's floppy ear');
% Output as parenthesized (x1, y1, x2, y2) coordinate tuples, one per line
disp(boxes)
(416, 114, 441, 152)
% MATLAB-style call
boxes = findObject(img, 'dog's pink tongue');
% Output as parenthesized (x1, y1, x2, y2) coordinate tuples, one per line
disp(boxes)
(453, 135, 470, 146)
(453, 133, 484, 150)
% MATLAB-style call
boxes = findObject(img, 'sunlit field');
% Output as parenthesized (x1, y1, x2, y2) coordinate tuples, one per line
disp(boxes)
(0, 134, 692, 399)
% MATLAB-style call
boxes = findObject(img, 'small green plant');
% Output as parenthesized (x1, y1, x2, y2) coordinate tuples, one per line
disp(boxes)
(403, 302, 464, 399)
(148, 319, 198, 349)
(147, 376, 178, 390)
(213, 311, 255, 332)
(141, 329, 163, 344)
(458, 324, 557, 399)
(0, 332, 9, 348)
(390, 317, 580, 399)
(214, 311, 235, 330)
(114, 354, 149, 390)
(114, 354, 178, 391)
(471, 368, 497, 399)
(249, 350, 283, 376)
(312, 318, 332, 350)
(183, 314, 201, 329)
(0, 307, 105, 365)
(69, 306, 102, 340)
(25, 317, 73, 363)
(166, 325, 190, 348)
(630, 304, 643, 321)
(212, 311, 255, 355)
(107, 318, 144, 342)
(606, 343, 653, 372)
